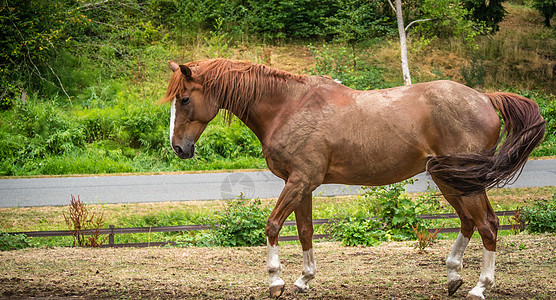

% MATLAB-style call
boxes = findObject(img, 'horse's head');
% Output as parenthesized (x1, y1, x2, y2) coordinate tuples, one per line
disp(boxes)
(167, 61, 218, 159)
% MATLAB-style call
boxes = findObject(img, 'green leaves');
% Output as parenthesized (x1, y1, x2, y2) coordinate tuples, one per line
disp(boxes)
(0, 232, 31, 251)
(520, 195, 556, 233)
(328, 180, 441, 246)
(208, 197, 271, 247)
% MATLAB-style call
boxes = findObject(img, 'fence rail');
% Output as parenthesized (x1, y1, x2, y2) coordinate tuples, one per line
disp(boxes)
(8, 210, 521, 248)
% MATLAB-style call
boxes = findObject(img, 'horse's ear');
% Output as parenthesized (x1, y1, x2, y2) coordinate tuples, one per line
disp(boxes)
(169, 61, 179, 72)
(179, 65, 192, 78)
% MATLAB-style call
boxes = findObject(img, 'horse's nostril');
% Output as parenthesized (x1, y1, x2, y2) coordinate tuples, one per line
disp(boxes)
(173, 145, 184, 155)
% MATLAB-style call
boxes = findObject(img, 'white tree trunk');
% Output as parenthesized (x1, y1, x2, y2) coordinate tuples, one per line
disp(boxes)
(394, 0, 411, 85)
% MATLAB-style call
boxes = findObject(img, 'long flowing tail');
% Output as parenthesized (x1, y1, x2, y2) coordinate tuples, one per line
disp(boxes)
(427, 92, 546, 195)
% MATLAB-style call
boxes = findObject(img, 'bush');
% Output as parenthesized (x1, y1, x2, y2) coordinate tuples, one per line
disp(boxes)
(0, 232, 31, 251)
(328, 180, 441, 246)
(520, 195, 556, 233)
(204, 197, 271, 247)
(327, 216, 389, 246)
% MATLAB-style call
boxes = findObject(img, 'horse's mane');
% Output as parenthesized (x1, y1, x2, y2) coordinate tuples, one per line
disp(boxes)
(164, 59, 306, 121)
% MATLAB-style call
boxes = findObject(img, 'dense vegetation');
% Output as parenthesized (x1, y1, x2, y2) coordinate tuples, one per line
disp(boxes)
(0, 0, 555, 176)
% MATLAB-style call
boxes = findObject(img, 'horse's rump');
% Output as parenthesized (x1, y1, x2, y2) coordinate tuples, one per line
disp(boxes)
(427, 92, 546, 194)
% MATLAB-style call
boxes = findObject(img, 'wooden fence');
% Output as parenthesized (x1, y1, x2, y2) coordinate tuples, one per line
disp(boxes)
(9, 210, 522, 248)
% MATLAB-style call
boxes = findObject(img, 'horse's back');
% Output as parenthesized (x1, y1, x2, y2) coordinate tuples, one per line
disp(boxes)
(321, 80, 501, 185)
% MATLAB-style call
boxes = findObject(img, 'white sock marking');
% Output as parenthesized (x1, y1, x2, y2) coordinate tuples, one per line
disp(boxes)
(267, 239, 284, 288)
(446, 232, 470, 282)
(468, 248, 496, 299)
(294, 248, 317, 292)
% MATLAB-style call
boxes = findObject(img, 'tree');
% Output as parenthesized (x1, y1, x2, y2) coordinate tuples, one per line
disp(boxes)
(391, 0, 412, 85)
(0, 0, 87, 106)
(463, 0, 507, 32)
(532, 0, 556, 27)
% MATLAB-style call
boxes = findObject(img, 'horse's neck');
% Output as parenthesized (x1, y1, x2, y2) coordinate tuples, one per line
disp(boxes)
(239, 79, 307, 145)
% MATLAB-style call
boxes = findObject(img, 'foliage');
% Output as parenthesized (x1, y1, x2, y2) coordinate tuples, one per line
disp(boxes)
(201, 196, 271, 247)
(0, 232, 31, 251)
(328, 216, 389, 246)
(460, 55, 486, 87)
(532, 0, 556, 27)
(0, 0, 89, 106)
(161, 0, 395, 41)
(63, 195, 107, 247)
(362, 180, 423, 240)
(327, 180, 442, 246)
(324, 0, 393, 45)
(411, 0, 488, 50)
(520, 195, 556, 233)
(0, 1, 553, 178)
(308, 44, 393, 90)
(463, 0, 507, 32)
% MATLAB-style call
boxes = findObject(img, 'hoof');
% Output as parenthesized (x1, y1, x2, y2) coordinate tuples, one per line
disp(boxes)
(292, 284, 309, 294)
(448, 278, 463, 296)
(269, 284, 285, 298)
(465, 294, 484, 300)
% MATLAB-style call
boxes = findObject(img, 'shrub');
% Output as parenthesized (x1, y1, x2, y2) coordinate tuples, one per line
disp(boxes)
(206, 197, 271, 247)
(328, 180, 440, 246)
(520, 195, 556, 233)
(327, 216, 389, 246)
(0, 232, 31, 251)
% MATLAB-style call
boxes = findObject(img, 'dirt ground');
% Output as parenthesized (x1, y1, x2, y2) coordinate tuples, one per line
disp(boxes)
(1, 233, 554, 299)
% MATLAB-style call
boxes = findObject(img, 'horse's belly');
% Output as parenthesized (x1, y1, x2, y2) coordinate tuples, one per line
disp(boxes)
(322, 139, 429, 186)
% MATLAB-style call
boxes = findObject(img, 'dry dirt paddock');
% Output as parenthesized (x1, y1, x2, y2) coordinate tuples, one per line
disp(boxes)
(1, 233, 554, 299)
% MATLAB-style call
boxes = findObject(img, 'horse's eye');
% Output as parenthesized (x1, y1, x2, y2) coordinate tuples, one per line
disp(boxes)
(180, 97, 190, 105)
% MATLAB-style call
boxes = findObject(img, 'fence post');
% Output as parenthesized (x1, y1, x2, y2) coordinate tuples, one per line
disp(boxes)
(109, 225, 115, 247)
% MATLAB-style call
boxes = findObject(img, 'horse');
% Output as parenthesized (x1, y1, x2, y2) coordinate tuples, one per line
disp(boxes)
(163, 59, 545, 299)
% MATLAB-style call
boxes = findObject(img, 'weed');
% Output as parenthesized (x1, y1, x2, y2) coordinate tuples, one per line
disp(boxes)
(63, 195, 107, 247)
(411, 222, 443, 253)
(509, 207, 525, 234)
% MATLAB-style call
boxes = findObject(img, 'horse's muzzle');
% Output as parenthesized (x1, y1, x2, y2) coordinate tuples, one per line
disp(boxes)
(172, 141, 195, 159)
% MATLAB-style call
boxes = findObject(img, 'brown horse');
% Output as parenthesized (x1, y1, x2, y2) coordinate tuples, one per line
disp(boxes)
(163, 59, 545, 299)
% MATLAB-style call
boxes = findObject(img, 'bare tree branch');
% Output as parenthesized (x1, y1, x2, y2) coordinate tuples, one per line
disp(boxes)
(387, 0, 396, 13)
(46, 62, 73, 107)
(405, 18, 433, 32)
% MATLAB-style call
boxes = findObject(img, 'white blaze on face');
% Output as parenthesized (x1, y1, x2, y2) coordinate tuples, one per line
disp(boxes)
(169, 98, 176, 144)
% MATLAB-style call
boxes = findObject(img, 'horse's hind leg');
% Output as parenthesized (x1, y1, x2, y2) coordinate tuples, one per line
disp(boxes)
(293, 194, 316, 293)
(433, 178, 499, 300)
(464, 192, 498, 300)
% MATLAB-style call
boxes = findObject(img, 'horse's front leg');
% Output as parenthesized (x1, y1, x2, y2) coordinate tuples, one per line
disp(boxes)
(293, 194, 316, 292)
(266, 175, 315, 298)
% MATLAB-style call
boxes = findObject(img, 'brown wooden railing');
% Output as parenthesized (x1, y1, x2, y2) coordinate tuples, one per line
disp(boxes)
(8, 210, 522, 248)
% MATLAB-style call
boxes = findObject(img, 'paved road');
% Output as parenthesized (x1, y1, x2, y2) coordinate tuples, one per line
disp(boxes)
(1, 160, 554, 208)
